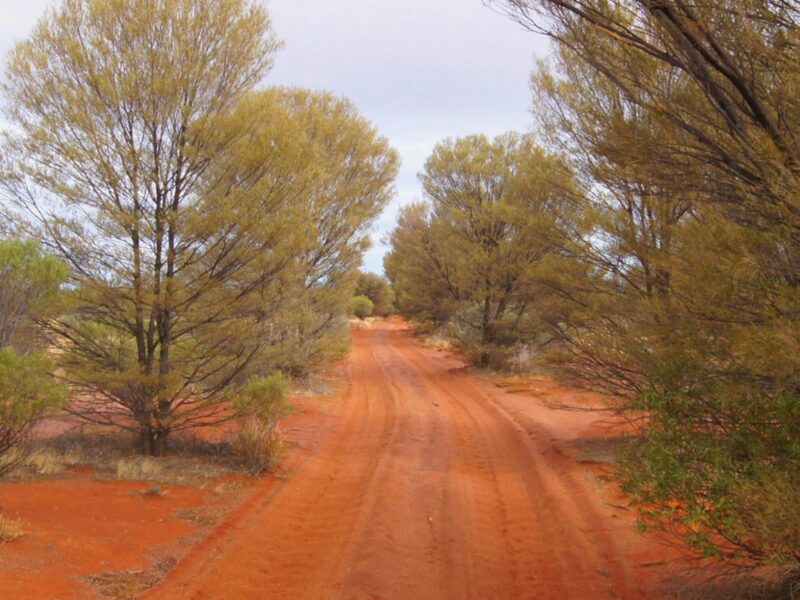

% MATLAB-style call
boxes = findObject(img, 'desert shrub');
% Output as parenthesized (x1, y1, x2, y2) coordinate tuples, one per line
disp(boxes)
(236, 418, 285, 475)
(621, 386, 800, 568)
(23, 448, 66, 476)
(233, 373, 292, 475)
(0, 515, 23, 542)
(0, 350, 68, 476)
(350, 295, 374, 320)
(115, 457, 164, 481)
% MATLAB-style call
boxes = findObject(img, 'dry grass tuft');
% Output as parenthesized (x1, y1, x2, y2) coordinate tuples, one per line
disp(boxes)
(236, 418, 284, 475)
(0, 515, 23, 542)
(175, 505, 220, 526)
(115, 457, 164, 481)
(24, 448, 66, 475)
(86, 555, 177, 598)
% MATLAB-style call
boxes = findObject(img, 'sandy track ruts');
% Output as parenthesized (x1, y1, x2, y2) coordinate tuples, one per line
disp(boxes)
(147, 322, 657, 599)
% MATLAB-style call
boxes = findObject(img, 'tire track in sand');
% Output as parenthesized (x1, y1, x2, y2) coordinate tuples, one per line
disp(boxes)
(148, 321, 659, 599)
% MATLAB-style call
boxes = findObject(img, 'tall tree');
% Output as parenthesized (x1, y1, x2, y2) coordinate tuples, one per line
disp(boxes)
(386, 133, 575, 366)
(0, 1, 397, 454)
(215, 88, 399, 375)
(491, 0, 800, 569)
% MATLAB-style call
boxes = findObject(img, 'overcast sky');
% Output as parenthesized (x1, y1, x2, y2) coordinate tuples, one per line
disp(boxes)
(0, 0, 549, 273)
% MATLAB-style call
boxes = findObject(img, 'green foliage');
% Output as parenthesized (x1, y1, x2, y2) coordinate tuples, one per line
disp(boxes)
(350, 295, 374, 320)
(0, 349, 68, 475)
(354, 272, 393, 315)
(233, 373, 291, 475)
(234, 373, 291, 422)
(385, 133, 576, 368)
(491, 0, 800, 571)
(0, 239, 68, 350)
(621, 387, 800, 566)
(0, 0, 397, 454)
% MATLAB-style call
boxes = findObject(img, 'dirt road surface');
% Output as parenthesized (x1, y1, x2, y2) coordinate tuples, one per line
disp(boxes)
(148, 321, 674, 599)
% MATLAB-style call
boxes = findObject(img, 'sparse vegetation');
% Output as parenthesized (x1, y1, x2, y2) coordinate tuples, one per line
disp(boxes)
(0, 515, 23, 543)
(233, 373, 291, 475)
(1, 0, 798, 596)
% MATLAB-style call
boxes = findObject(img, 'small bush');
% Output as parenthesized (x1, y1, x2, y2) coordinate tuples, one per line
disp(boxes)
(0, 350, 68, 476)
(350, 295, 374, 320)
(236, 417, 284, 475)
(0, 515, 23, 542)
(233, 373, 292, 475)
(354, 272, 394, 315)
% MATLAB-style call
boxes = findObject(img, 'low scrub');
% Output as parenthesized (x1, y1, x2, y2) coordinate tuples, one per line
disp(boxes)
(0, 350, 68, 476)
(236, 417, 285, 475)
(115, 457, 164, 481)
(0, 515, 23, 542)
(233, 373, 292, 475)
(23, 448, 66, 476)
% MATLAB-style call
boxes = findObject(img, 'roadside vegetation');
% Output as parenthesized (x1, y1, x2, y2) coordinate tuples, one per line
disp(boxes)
(0, 0, 797, 595)
(349, 295, 375, 321)
(387, 0, 800, 588)
(0, 0, 398, 478)
(0, 240, 69, 474)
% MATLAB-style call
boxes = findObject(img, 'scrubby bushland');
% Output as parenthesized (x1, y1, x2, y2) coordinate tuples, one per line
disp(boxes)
(486, 0, 800, 573)
(0, 0, 398, 455)
(350, 296, 374, 320)
(384, 133, 577, 368)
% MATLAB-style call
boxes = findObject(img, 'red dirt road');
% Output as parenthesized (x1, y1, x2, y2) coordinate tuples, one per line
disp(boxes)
(149, 321, 674, 599)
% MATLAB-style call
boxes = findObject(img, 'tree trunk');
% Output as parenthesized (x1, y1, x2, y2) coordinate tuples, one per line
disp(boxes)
(152, 430, 167, 457)
(139, 426, 153, 456)
(136, 411, 170, 456)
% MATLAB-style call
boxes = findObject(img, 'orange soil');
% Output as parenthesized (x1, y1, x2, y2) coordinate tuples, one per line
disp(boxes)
(0, 394, 336, 599)
(0, 477, 207, 598)
(144, 320, 683, 600)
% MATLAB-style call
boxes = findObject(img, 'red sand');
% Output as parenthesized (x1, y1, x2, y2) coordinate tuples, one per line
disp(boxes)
(0, 321, 690, 599)
(144, 320, 683, 599)
(0, 478, 206, 598)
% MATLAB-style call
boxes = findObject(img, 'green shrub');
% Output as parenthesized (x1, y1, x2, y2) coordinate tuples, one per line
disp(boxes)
(621, 386, 800, 568)
(0, 350, 68, 476)
(350, 295, 374, 320)
(233, 373, 291, 475)
(354, 272, 394, 315)
(0, 238, 68, 350)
